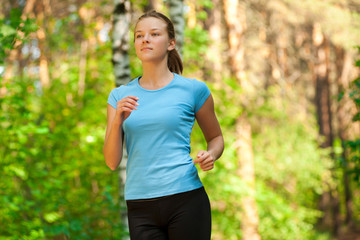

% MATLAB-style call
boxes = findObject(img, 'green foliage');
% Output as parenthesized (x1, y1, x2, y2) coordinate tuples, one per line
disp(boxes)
(0, 24, 126, 239)
(183, 25, 209, 60)
(252, 87, 333, 239)
(182, 11, 210, 74)
(0, 8, 38, 64)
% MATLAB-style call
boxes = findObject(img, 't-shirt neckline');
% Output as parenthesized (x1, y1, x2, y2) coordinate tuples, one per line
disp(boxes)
(136, 73, 177, 92)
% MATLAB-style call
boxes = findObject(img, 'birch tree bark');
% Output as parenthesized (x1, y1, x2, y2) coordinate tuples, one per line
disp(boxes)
(112, 0, 131, 232)
(223, 0, 261, 239)
(112, 0, 131, 87)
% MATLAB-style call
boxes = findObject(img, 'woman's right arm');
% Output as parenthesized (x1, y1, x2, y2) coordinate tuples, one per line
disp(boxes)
(103, 96, 139, 171)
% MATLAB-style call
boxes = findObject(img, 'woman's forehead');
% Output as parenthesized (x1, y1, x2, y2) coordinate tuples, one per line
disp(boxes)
(135, 17, 167, 31)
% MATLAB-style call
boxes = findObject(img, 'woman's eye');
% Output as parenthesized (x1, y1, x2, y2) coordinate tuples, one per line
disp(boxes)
(136, 35, 143, 38)
(152, 33, 159, 36)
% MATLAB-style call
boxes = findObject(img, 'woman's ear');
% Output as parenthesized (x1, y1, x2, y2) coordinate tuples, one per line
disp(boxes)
(168, 39, 176, 51)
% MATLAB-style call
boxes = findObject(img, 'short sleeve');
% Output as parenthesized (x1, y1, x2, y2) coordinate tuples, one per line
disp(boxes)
(193, 79, 211, 113)
(107, 87, 121, 109)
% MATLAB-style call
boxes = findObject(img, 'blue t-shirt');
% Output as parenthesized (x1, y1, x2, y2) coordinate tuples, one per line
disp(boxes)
(107, 73, 211, 200)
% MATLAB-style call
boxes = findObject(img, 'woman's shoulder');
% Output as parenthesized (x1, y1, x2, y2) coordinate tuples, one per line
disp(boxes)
(108, 77, 139, 99)
(174, 73, 206, 86)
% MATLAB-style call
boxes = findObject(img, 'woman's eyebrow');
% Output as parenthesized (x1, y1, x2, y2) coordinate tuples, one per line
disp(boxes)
(135, 28, 161, 33)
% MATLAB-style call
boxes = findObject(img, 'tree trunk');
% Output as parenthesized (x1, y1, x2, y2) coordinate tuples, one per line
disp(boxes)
(263, 10, 275, 90)
(312, 23, 340, 235)
(236, 114, 261, 240)
(143, 0, 160, 12)
(335, 46, 353, 226)
(35, 0, 51, 88)
(112, 0, 131, 87)
(203, 0, 226, 84)
(223, 0, 246, 84)
(168, 0, 184, 56)
(313, 24, 333, 149)
(223, 1, 261, 239)
(78, 4, 95, 97)
(78, 40, 88, 96)
(112, 0, 131, 233)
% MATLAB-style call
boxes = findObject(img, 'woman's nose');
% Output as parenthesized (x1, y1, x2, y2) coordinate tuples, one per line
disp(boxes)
(142, 34, 150, 43)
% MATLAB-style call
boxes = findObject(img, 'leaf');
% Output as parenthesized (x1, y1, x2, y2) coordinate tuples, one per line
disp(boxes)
(352, 112, 360, 122)
(21, 18, 39, 36)
(9, 9, 22, 28)
(356, 59, 360, 67)
(35, 127, 49, 134)
(5, 165, 28, 180)
(349, 90, 358, 98)
(337, 91, 344, 102)
(29, 229, 45, 238)
(0, 24, 17, 37)
(355, 98, 360, 106)
(44, 212, 62, 223)
(355, 79, 360, 89)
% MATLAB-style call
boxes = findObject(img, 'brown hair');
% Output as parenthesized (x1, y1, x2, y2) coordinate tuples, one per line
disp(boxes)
(135, 10, 183, 74)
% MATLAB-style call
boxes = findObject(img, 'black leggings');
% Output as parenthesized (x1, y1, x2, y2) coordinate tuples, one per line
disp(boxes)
(126, 187, 211, 240)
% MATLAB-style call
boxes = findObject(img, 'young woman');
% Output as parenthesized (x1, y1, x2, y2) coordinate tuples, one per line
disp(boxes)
(103, 10, 224, 240)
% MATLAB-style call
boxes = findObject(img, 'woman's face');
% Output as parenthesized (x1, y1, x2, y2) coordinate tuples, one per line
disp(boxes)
(134, 17, 175, 63)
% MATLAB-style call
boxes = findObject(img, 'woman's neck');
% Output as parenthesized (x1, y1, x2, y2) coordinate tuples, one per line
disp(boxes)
(140, 61, 174, 90)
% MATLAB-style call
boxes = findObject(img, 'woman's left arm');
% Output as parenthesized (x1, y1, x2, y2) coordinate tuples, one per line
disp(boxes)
(193, 94, 224, 171)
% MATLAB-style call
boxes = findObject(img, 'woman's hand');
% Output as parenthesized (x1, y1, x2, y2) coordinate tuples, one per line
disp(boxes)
(115, 96, 139, 124)
(193, 150, 215, 171)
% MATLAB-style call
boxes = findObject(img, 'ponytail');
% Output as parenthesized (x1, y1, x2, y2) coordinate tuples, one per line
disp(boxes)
(168, 49, 183, 74)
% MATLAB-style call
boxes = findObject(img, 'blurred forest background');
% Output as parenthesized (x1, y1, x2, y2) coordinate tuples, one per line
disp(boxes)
(1, 0, 360, 239)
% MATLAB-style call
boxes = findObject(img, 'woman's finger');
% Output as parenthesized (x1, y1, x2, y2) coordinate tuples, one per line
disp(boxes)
(119, 106, 133, 112)
(121, 102, 138, 110)
(123, 96, 139, 106)
(201, 164, 214, 171)
(194, 150, 209, 163)
(200, 160, 213, 168)
(117, 97, 139, 110)
(126, 95, 139, 101)
(117, 99, 137, 108)
(124, 98, 139, 106)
